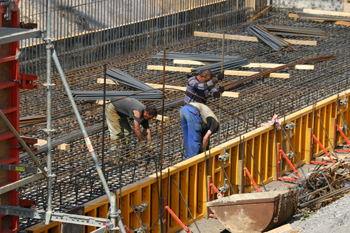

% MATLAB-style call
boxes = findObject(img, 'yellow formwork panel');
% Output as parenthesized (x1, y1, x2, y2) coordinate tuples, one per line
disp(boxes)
(27, 90, 350, 233)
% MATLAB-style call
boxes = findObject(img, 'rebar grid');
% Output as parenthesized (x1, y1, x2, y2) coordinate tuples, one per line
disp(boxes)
(18, 9, 350, 229)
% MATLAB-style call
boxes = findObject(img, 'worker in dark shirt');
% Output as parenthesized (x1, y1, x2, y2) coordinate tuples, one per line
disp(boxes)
(184, 69, 225, 104)
(180, 102, 219, 159)
(106, 97, 157, 150)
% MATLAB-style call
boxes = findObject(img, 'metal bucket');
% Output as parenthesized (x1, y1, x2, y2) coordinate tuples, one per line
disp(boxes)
(206, 190, 297, 233)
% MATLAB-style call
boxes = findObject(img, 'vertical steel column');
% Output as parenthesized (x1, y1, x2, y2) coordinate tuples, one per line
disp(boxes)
(45, 0, 53, 224)
(51, 50, 126, 233)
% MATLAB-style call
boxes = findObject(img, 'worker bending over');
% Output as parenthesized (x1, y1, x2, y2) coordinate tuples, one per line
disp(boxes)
(106, 97, 157, 150)
(180, 102, 219, 159)
(184, 69, 225, 104)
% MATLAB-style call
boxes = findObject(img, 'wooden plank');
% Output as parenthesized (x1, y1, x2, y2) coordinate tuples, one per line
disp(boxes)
(147, 65, 192, 72)
(265, 223, 293, 233)
(194, 31, 317, 46)
(173, 60, 314, 70)
(57, 143, 70, 150)
(145, 83, 240, 98)
(225, 70, 290, 79)
(155, 115, 170, 121)
(289, 13, 350, 26)
(97, 78, 117, 85)
(95, 100, 110, 105)
(303, 8, 350, 17)
(147, 65, 289, 78)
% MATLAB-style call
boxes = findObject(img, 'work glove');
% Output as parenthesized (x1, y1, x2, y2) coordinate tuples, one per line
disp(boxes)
(216, 72, 225, 81)
(213, 86, 225, 98)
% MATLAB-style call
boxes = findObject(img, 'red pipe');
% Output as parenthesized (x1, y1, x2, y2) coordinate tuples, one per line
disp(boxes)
(312, 135, 336, 164)
(278, 177, 296, 182)
(166, 206, 191, 233)
(311, 161, 330, 166)
(279, 149, 301, 178)
(337, 125, 350, 147)
(243, 167, 262, 192)
(277, 144, 280, 180)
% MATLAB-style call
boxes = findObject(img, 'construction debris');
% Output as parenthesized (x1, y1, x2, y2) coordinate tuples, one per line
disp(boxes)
(260, 25, 327, 38)
(296, 159, 350, 212)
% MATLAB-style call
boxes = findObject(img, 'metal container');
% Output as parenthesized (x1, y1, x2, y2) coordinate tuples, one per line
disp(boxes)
(206, 190, 297, 233)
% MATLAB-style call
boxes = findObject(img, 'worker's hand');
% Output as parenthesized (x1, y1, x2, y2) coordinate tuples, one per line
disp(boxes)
(213, 91, 220, 98)
(216, 72, 225, 81)
(218, 86, 225, 93)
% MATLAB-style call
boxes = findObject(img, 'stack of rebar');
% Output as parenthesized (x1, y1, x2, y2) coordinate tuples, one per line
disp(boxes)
(191, 57, 249, 74)
(247, 25, 294, 51)
(296, 12, 350, 22)
(107, 69, 160, 92)
(260, 25, 327, 37)
(152, 52, 242, 62)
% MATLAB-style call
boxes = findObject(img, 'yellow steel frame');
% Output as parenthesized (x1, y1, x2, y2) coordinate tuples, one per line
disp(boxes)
(25, 90, 349, 233)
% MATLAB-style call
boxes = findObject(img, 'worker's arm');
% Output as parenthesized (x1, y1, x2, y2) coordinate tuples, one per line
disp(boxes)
(188, 77, 218, 90)
(145, 128, 152, 141)
(133, 110, 144, 141)
(201, 129, 212, 152)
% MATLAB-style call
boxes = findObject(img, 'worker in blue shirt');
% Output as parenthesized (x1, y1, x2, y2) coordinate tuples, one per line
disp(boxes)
(180, 102, 220, 159)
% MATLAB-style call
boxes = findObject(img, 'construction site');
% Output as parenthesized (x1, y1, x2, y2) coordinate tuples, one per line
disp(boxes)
(2, 0, 350, 232)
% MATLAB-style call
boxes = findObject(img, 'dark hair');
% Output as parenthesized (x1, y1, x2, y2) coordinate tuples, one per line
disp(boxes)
(199, 69, 212, 78)
(145, 106, 158, 117)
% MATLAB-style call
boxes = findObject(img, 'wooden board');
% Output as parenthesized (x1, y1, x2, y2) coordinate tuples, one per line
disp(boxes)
(265, 224, 293, 233)
(173, 60, 314, 70)
(95, 100, 110, 105)
(57, 143, 70, 150)
(224, 70, 290, 79)
(148, 65, 290, 78)
(145, 83, 240, 98)
(147, 65, 192, 72)
(155, 115, 170, 121)
(303, 8, 350, 17)
(194, 31, 317, 46)
(97, 78, 117, 85)
(289, 13, 350, 26)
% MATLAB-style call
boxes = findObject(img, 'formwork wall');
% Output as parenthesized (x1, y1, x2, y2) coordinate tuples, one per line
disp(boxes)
(18, 0, 268, 76)
(26, 87, 350, 232)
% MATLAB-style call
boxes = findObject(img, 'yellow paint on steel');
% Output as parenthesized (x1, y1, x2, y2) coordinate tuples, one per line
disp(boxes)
(26, 90, 350, 233)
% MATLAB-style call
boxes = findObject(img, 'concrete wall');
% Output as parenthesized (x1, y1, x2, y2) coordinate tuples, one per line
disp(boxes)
(274, 0, 344, 11)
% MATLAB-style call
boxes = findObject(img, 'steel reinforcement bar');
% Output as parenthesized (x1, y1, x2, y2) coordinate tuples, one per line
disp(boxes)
(25, 89, 350, 233)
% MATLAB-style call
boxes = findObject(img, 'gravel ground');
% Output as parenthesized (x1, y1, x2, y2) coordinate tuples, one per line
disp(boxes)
(290, 193, 350, 233)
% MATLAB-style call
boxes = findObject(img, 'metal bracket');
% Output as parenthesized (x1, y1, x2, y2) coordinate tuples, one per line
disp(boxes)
(218, 148, 230, 164)
(217, 179, 229, 196)
(131, 226, 148, 233)
(0, 205, 114, 229)
(285, 122, 295, 138)
(19, 74, 38, 90)
(286, 151, 295, 160)
(1, 0, 15, 20)
(340, 97, 348, 107)
(42, 128, 56, 133)
(132, 203, 148, 213)
(0, 164, 40, 174)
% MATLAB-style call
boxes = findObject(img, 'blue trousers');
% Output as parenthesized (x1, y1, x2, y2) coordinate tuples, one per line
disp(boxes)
(180, 105, 203, 159)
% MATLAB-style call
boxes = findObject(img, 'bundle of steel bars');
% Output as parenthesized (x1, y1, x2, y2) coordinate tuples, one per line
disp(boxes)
(72, 91, 163, 101)
(260, 25, 327, 37)
(107, 69, 160, 92)
(247, 25, 294, 51)
(152, 52, 242, 62)
(296, 12, 350, 22)
(191, 57, 249, 74)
